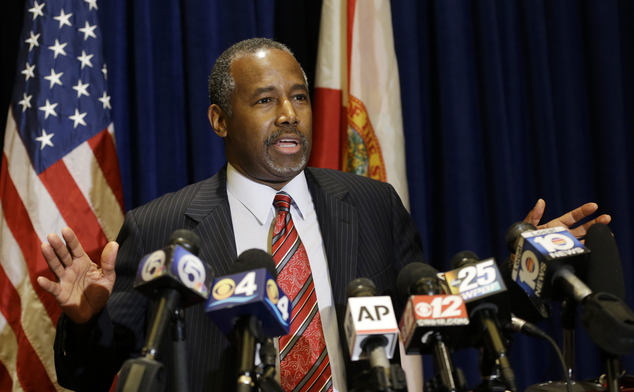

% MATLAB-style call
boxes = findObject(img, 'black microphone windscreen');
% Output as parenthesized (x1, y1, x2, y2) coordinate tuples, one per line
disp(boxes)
(232, 249, 278, 279)
(346, 277, 378, 298)
(168, 229, 202, 255)
(584, 223, 625, 300)
(396, 262, 439, 302)
(505, 221, 537, 253)
(450, 251, 480, 269)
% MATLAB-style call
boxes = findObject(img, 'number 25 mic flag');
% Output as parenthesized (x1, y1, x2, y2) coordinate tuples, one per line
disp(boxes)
(311, 0, 410, 208)
(0, 0, 124, 390)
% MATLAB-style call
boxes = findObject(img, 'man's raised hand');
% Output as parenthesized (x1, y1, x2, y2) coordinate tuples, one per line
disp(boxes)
(37, 227, 118, 325)
(524, 199, 612, 239)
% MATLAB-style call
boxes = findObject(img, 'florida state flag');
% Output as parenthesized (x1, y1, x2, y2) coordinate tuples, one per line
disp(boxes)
(311, 0, 409, 208)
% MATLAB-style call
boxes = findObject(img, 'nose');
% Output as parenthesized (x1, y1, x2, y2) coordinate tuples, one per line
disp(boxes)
(275, 98, 298, 126)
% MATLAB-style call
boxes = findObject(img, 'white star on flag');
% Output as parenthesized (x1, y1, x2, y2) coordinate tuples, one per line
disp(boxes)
(73, 80, 90, 98)
(78, 21, 97, 40)
(25, 31, 40, 51)
(35, 129, 55, 150)
(38, 99, 58, 119)
(77, 50, 94, 69)
(102, 63, 108, 79)
(53, 9, 73, 28)
(28, 1, 45, 20)
(84, 0, 98, 11)
(44, 68, 64, 88)
(18, 93, 33, 112)
(69, 108, 87, 128)
(48, 39, 68, 59)
(21, 62, 36, 81)
(99, 91, 112, 109)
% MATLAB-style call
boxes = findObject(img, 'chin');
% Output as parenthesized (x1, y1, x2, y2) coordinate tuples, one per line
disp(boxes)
(266, 154, 308, 176)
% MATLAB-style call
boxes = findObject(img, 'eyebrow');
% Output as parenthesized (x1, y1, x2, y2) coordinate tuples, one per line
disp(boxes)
(253, 86, 276, 96)
(291, 83, 309, 93)
(252, 83, 308, 97)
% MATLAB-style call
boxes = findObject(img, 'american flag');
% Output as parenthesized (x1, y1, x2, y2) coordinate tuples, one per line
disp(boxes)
(0, 0, 124, 390)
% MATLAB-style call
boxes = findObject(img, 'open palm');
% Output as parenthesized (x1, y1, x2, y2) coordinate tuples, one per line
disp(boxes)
(37, 227, 118, 325)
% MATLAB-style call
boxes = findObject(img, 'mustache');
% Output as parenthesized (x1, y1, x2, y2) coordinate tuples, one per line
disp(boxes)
(265, 128, 308, 149)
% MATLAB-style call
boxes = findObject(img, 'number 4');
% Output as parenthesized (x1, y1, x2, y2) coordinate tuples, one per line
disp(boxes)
(235, 272, 258, 296)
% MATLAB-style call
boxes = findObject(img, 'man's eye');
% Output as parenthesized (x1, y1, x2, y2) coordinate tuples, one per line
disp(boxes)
(257, 97, 272, 104)
(294, 94, 307, 101)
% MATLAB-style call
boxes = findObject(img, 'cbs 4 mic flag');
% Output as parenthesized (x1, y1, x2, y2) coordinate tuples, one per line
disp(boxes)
(311, 0, 409, 208)
(0, 0, 124, 391)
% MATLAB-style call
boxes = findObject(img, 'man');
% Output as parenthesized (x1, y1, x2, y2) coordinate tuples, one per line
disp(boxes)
(37, 38, 610, 392)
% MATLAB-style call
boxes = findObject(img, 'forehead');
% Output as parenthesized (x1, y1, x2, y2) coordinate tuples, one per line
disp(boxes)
(229, 49, 306, 93)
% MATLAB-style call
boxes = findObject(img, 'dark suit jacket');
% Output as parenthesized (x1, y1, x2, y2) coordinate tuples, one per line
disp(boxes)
(54, 167, 425, 392)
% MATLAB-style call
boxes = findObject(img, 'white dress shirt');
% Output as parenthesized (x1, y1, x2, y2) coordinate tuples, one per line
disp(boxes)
(226, 163, 347, 392)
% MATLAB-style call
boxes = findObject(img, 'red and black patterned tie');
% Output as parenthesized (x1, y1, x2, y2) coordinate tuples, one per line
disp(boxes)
(272, 192, 333, 392)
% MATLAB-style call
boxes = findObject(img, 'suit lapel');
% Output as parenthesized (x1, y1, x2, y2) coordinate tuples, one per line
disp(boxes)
(305, 168, 358, 306)
(184, 166, 238, 278)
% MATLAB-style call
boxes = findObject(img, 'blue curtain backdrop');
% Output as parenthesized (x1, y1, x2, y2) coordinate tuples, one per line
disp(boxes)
(2, 0, 633, 389)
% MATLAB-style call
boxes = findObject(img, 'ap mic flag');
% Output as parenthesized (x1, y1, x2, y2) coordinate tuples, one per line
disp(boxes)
(312, 0, 410, 207)
(0, 1, 124, 390)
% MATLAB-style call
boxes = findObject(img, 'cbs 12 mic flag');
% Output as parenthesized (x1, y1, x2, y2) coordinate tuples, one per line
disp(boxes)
(0, 0, 124, 391)
(311, 0, 409, 208)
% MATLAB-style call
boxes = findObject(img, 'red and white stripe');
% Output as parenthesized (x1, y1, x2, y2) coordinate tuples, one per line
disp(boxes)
(0, 110, 124, 391)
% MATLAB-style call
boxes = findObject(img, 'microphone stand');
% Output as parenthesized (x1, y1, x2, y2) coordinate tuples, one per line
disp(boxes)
(561, 298, 576, 381)
(351, 338, 408, 392)
(235, 317, 258, 392)
(256, 339, 285, 392)
(116, 290, 191, 392)
(424, 336, 467, 392)
(171, 308, 189, 392)
(234, 317, 286, 392)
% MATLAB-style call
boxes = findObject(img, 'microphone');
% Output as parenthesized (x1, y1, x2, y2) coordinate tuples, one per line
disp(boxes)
(397, 263, 469, 392)
(344, 278, 399, 362)
(205, 249, 291, 392)
(344, 278, 406, 391)
(445, 252, 517, 392)
(506, 222, 591, 303)
(205, 249, 291, 338)
(583, 223, 625, 300)
(579, 224, 634, 357)
(116, 230, 213, 392)
(134, 229, 212, 308)
(397, 263, 469, 353)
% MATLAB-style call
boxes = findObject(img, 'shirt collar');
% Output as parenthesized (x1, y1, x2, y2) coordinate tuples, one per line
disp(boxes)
(226, 163, 310, 224)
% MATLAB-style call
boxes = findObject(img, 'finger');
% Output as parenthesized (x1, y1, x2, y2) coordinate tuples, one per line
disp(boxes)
(100, 241, 118, 280)
(36, 276, 61, 297)
(524, 199, 545, 227)
(46, 232, 74, 268)
(61, 227, 88, 261)
(569, 214, 612, 238)
(555, 203, 599, 228)
(41, 242, 66, 279)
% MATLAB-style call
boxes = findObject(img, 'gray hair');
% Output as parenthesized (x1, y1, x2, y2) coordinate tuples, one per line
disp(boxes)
(208, 38, 308, 117)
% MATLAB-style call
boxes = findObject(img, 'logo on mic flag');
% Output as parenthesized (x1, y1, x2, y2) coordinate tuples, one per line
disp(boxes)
(444, 258, 506, 302)
(135, 245, 212, 303)
(344, 296, 399, 361)
(512, 226, 589, 301)
(399, 295, 469, 354)
(206, 269, 291, 337)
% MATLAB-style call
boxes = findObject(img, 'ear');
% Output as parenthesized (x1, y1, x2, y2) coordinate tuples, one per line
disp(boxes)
(208, 104, 228, 138)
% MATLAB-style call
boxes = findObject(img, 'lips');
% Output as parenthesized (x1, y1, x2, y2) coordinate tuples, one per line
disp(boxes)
(268, 132, 305, 155)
